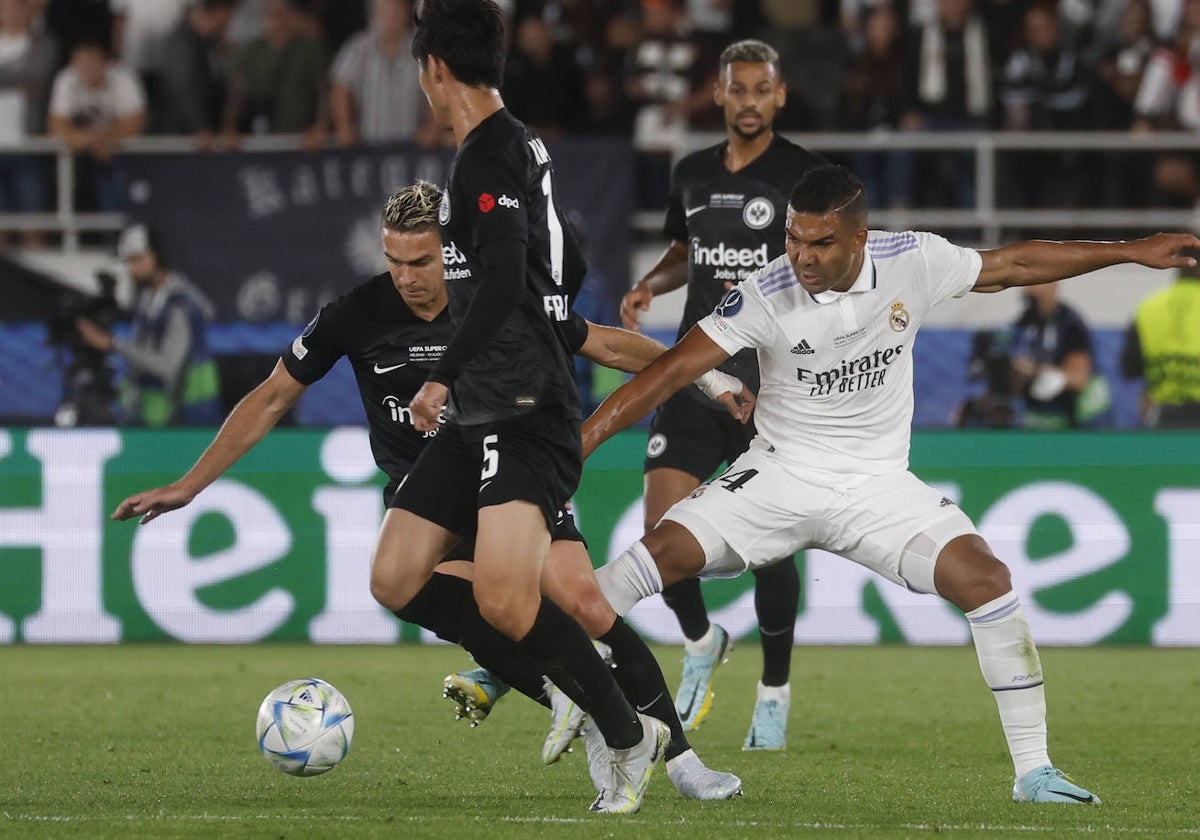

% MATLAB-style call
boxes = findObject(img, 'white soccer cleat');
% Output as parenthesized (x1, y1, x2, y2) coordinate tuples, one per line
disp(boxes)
(666, 748, 743, 800)
(541, 679, 586, 764)
(589, 714, 671, 814)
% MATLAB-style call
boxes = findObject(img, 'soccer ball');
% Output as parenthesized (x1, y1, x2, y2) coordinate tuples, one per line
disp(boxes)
(255, 678, 354, 777)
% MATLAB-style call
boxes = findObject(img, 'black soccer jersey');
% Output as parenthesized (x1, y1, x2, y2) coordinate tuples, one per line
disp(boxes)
(281, 272, 451, 486)
(663, 135, 824, 394)
(436, 108, 587, 425)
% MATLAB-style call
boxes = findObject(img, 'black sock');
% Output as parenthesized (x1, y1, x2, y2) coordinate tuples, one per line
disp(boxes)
(394, 572, 550, 708)
(600, 617, 691, 761)
(752, 558, 799, 687)
(660, 577, 710, 641)
(518, 598, 642, 749)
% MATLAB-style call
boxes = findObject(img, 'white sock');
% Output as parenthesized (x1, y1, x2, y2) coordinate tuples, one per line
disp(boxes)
(966, 590, 1051, 778)
(683, 624, 716, 656)
(594, 540, 663, 616)
(756, 681, 790, 703)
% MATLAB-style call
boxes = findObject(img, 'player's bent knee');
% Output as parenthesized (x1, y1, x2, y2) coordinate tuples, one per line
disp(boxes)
(567, 588, 618, 639)
(642, 520, 707, 585)
(934, 534, 1013, 610)
(473, 583, 538, 640)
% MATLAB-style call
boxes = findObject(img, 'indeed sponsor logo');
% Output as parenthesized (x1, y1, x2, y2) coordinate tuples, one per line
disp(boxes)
(691, 238, 769, 269)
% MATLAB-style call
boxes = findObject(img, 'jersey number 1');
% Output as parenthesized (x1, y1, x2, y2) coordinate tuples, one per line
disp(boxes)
(541, 171, 563, 286)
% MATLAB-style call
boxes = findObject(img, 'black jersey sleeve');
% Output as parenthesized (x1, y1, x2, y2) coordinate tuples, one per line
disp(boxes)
(662, 157, 688, 243)
(459, 147, 530, 246)
(429, 236, 526, 386)
(562, 310, 589, 354)
(280, 305, 344, 385)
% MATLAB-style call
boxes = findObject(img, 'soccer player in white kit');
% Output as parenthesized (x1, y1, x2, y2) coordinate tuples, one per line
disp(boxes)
(584, 164, 1200, 804)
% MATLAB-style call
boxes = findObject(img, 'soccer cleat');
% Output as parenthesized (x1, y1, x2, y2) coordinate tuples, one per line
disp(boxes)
(542, 679, 586, 764)
(743, 682, 789, 751)
(666, 748, 743, 800)
(1012, 766, 1100, 804)
(579, 716, 612, 795)
(674, 624, 731, 731)
(441, 668, 510, 727)
(589, 714, 671, 814)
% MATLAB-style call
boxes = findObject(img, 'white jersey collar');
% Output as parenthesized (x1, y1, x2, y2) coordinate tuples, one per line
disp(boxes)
(809, 251, 875, 305)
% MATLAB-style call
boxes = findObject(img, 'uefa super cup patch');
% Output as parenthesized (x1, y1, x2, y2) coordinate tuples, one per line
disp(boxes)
(715, 288, 744, 317)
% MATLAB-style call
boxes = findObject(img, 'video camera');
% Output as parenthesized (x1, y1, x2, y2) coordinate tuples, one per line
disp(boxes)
(47, 271, 122, 426)
(957, 328, 1017, 428)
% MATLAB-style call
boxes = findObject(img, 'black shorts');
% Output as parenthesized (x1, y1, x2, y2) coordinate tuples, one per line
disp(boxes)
(643, 390, 756, 479)
(389, 405, 582, 537)
(443, 505, 587, 562)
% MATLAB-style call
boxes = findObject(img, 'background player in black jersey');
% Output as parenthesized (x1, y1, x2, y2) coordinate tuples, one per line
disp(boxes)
(619, 39, 825, 750)
(370, 0, 670, 813)
(111, 180, 749, 805)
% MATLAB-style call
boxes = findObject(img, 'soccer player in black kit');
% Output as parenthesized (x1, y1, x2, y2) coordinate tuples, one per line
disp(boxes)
(369, 0, 671, 814)
(621, 40, 825, 750)
(112, 180, 747, 807)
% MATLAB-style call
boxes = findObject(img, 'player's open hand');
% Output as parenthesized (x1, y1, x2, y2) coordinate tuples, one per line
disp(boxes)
(410, 380, 448, 431)
(620, 282, 653, 331)
(1131, 233, 1200, 269)
(112, 483, 196, 524)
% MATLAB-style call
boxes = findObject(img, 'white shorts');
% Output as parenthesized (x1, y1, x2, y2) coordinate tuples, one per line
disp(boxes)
(661, 440, 978, 595)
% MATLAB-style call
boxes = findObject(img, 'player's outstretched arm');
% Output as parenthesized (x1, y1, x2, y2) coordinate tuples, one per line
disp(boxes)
(582, 325, 731, 458)
(620, 240, 688, 330)
(111, 361, 308, 524)
(578, 319, 753, 422)
(973, 233, 1200, 293)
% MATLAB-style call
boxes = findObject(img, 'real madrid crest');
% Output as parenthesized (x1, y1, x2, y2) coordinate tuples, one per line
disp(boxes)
(742, 196, 774, 230)
(438, 190, 451, 225)
(889, 301, 910, 332)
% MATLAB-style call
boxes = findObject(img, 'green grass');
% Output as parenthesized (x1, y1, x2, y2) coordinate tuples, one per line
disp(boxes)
(2, 645, 1197, 839)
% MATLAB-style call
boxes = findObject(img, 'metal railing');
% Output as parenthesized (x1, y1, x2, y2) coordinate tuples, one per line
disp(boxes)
(0, 130, 1196, 250)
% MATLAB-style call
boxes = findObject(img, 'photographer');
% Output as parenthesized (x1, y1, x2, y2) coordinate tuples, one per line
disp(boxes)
(75, 224, 222, 426)
(1009, 284, 1108, 429)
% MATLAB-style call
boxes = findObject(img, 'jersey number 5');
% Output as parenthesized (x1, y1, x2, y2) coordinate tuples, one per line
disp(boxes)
(481, 434, 500, 482)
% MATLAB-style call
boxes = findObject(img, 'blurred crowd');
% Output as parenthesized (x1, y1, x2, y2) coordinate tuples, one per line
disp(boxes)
(0, 0, 1198, 248)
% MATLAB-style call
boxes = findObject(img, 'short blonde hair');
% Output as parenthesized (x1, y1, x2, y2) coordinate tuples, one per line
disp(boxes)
(382, 180, 441, 233)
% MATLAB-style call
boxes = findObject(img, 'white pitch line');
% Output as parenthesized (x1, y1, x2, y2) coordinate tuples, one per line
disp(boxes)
(4, 812, 1199, 835)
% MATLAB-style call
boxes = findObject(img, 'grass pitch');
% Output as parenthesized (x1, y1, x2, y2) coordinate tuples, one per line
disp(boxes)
(2, 644, 1197, 839)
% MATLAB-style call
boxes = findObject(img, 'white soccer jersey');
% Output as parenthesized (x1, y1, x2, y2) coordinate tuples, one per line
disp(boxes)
(699, 230, 981, 475)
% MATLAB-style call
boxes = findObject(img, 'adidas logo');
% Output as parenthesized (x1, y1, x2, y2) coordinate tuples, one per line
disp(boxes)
(790, 339, 815, 355)
(939, 497, 955, 507)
